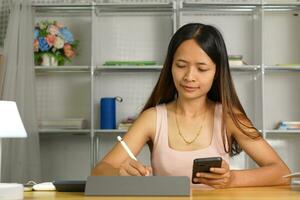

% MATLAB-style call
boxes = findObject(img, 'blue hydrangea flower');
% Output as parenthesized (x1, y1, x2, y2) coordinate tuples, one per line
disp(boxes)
(38, 37, 50, 52)
(34, 29, 39, 39)
(59, 27, 74, 43)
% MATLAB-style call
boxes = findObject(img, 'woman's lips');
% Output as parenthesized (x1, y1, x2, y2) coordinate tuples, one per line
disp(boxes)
(181, 84, 198, 92)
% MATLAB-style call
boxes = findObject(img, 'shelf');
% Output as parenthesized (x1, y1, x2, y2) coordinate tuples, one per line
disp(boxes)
(39, 129, 90, 136)
(94, 0, 172, 6)
(33, 4, 92, 8)
(96, 65, 163, 72)
(35, 65, 260, 73)
(182, 0, 300, 6)
(33, 1, 174, 15)
(183, 0, 261, 6)
(94, 0, 173, 14)
(230, 65, 260, 72)
(33, 4, 92, 17)
(38, 129, 127, 135)
(94, 129, 127, 136)
(32, 0, 92, 6)
(95, 129, 127, 133)
(35, 66, 91, 73)
(96, 65, 259, 72)
(181, 3, 259, 12)
(263, 5, 300, 11)
(264, 65, 300, 72)
(265, 129, 300, 134)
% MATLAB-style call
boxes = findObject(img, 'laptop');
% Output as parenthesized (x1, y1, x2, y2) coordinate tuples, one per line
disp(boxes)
(84, 176, 190, 196)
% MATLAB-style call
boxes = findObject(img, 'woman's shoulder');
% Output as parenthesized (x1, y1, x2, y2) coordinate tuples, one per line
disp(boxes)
(140, 102, 176, 120)
(133, 107, 157, 140)
(140, 106, 156, 119)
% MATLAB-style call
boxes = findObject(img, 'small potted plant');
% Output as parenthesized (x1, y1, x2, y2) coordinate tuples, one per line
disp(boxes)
(33, 20, 78, 66)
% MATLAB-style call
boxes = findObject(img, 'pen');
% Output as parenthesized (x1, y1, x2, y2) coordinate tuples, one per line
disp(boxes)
(282, 172, 300, 178)
(117, 136, 137, 161)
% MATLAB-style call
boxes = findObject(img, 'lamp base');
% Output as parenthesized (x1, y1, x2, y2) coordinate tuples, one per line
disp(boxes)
(0, 183, 23, 200)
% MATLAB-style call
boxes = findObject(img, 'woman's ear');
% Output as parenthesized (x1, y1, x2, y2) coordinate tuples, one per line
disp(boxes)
(213, 72, 217, 80)
(213, 67, 219, 80)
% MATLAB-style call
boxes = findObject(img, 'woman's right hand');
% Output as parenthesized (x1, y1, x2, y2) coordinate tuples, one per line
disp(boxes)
(119, 158, 152, 176)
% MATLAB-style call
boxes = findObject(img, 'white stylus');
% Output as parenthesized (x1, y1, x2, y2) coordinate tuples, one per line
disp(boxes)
(282, 172, 300, 178)
(117, 136, 137, 161)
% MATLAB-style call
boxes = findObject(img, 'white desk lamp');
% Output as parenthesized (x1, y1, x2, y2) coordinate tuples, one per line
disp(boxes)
(0, 101, 27, 200)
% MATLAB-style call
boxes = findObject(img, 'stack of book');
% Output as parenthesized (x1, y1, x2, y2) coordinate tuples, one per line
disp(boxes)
(118, 117, 135, 130)
(103, 61, 156, 66)
(39, 118, 87, 130)
(228, 55, 245, 66)
(277, 121, 300, 130)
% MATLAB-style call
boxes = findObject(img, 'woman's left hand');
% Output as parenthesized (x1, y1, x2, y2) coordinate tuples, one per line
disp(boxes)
(193, 160, 231, 189)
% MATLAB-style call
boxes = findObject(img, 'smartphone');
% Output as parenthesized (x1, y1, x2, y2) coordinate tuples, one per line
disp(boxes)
(192, 157, 222, 184)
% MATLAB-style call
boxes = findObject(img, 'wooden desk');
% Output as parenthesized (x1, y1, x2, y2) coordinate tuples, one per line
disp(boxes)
(24, 185, 300, 200)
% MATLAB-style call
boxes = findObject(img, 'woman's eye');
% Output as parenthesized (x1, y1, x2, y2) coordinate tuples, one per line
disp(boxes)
(176, 64, 186, 68)
(198, 68, 208, 72)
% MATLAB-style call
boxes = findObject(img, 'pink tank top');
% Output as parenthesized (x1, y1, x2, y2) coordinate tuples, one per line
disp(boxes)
(151, 103, 230, 189)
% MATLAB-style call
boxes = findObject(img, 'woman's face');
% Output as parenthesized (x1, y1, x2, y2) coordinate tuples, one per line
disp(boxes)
(171, 39, 216, 101)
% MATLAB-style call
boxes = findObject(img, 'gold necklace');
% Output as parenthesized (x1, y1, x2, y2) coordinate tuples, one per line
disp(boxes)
(175, 102, 208, 145)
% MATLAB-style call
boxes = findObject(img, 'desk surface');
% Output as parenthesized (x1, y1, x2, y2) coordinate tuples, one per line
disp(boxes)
(24, 185, 300, 200)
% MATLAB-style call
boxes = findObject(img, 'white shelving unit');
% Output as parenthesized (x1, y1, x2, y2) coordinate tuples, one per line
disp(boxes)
(92, 0, 175, 167)
(33, 2, 93, 180)
(262, 1, 300, 173)
(33, 0, 300, 180)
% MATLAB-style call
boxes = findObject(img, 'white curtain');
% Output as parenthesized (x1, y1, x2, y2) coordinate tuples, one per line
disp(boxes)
(1, 0, 41, 183)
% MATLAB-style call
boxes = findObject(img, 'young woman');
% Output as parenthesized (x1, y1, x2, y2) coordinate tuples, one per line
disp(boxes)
(92, 23, 291, 189)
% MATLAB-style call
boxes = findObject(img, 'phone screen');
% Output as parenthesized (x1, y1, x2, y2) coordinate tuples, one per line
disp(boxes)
(192, 157, 222, 184)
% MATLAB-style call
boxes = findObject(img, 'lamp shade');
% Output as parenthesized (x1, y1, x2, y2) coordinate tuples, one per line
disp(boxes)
(0, 101, 27, 138)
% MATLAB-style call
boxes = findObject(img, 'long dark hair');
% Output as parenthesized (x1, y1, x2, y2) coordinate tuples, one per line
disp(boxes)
(142, 23, 260, 156)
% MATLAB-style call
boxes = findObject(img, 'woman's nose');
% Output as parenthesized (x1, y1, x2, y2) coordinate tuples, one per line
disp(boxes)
(183, 68, 196, 82)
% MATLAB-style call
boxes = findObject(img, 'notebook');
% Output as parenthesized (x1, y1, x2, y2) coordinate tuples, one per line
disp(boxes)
(85, 176, 190, 196)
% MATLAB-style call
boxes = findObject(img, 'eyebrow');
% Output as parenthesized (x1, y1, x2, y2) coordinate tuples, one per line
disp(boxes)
(175, 59, 208, 66)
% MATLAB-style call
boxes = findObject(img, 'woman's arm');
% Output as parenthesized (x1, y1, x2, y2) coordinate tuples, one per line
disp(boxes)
(227, 115, 291, 187)
(91, 161, 119, 176)
(91, 107, 156, 176)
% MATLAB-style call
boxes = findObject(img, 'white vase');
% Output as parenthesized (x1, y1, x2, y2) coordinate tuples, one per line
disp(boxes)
(41, 54, 58, 66)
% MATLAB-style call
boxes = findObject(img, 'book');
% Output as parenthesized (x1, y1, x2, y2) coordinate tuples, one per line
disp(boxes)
(103, 61, 157, 66)
(228, 54, 245, 66)
(117, 117, 135, 130)
(229, 59, 244, 66)
(117, 123, 132, 130)
(277, 121, 300, 130)
(39, 118, 87, 129)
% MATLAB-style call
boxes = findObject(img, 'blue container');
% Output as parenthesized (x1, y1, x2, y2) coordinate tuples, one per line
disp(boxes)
(100, 97, 116, 129)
